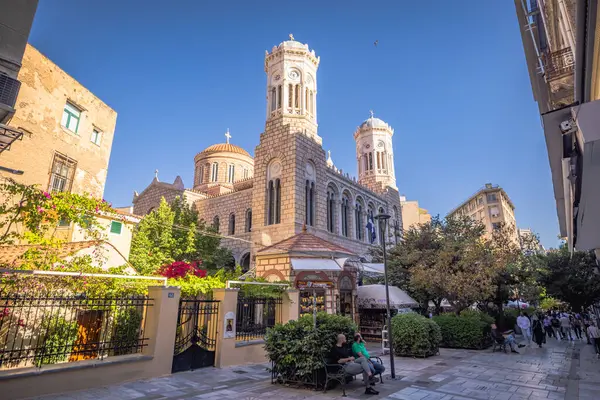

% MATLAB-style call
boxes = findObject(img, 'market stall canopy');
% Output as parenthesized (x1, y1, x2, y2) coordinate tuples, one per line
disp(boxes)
(357, 284, 418, 309)
(428, 299, 452, 308)
(362, 263, 384, 274)
(290, 258, 341, 271)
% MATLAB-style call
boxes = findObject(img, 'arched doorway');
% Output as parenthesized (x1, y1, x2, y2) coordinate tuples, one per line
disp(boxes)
(240, 252, 250, 273)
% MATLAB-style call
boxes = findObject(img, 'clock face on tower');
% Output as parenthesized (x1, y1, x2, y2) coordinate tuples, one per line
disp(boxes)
(288, 70, 300, 80)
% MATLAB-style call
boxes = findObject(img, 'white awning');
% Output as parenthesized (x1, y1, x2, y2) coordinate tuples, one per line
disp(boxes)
(290, 258, 342, 271)
(362, 263, 384, 274)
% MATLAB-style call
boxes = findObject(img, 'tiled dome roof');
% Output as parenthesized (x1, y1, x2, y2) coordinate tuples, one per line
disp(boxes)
(200, 143, 251, 158)
(360, 117, 389, 129)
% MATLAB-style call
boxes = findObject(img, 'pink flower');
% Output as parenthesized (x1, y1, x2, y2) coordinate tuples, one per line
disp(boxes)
(95, 206, 99, 212)
(37, 206, 44, 214)
(43, 191, 51, 199)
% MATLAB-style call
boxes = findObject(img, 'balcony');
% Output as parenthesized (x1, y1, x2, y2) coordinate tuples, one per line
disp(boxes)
(0, 123, 23, 154)
(543, 48, 575, 81)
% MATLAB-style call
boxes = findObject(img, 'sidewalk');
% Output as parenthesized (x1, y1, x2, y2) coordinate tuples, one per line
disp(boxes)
(33, 337, 596, 400)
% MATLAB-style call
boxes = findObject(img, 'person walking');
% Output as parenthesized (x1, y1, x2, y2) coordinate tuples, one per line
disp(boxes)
(587, 322, 600, 358)
(551, 313, 562, 339)
(532, 314, 545, 348)
(543, 315, 555, 339)
(571, 315, 583, 340)
(560, 313, 573, 341)
(517, 312, 532, 345)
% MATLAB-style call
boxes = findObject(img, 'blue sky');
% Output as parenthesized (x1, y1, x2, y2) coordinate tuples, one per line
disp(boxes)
(29, 1, 560, 248)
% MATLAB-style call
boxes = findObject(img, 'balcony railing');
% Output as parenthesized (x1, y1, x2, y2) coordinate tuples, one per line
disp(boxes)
(543, 48, 575, 81)
(0, 74, 21, 109)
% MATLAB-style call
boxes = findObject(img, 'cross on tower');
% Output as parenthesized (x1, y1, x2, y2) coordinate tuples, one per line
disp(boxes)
(289, 33, 295, 41)
(369, 110, 375, 119)
(225, 129, 231, 144)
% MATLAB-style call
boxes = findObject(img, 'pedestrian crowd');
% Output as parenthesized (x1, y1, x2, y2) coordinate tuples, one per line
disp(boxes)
(515, 310, 600, 356)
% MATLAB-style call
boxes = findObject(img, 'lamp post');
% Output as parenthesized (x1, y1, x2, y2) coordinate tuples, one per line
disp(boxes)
(375, 213, 396, 379)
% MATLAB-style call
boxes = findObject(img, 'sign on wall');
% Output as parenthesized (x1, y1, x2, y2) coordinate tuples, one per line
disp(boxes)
(224, 311, 235, 339)
(297, 281, 334, 289)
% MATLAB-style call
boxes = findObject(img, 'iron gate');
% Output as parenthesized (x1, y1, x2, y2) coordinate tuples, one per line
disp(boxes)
(172, 299, 219, 373)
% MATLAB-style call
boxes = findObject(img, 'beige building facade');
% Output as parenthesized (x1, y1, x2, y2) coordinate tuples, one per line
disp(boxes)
(447, 183, 518, 241)
(1, 44, 117, 198)
(132, 36, 403, 312)
(400, 196, 431, 232)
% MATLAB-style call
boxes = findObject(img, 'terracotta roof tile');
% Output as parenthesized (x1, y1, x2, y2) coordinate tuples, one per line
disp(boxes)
(257, 232, 355, 256)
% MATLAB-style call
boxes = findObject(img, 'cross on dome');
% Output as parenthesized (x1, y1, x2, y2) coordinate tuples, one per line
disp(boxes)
(289, 33, 295, 41)
(154, 169, 159, 179)
(369, 110, 375, 119)
(225, 129, 231, 144)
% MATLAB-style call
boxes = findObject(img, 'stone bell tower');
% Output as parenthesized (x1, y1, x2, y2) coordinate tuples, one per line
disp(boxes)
(355, 112, 397, 194)
(251, 34, 327, 252)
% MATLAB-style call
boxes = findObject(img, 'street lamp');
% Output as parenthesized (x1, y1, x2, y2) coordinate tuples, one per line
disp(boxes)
(374, 213, 396, 379)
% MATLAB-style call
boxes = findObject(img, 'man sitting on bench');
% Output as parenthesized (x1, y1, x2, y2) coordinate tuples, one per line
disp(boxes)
(330, 334, 379, 395)
(491, 323, 523, 353)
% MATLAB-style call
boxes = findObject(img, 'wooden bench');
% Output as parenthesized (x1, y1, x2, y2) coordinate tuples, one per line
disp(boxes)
(322, 355, 384, 397)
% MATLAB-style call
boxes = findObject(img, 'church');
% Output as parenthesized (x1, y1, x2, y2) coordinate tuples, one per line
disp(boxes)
(132, 35, 403, 317)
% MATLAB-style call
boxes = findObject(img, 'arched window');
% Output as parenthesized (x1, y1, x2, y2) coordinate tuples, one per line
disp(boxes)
(288, 84, 293, 108)
(267, 160, 282, 225)
(327, 189, 335, 233)
(305, 180, 315, 226)
(363, 155, 368, 173)
(295, 84, 301, 108)
(243, 168, 249, 179)
(211, 162, 218, 182)
(355, 201, 363, 241)
(368, 153, 373, 170)
(228, 164, 235, 183)
(213, 216, 220, 232)
(228, 213, 235, 235)
(341, 195, 350, 238)
(198, 165, 204, 184)
(270, 87, 277, 112)
(245, 209, 252, 232)
(277, 85, 282, 109)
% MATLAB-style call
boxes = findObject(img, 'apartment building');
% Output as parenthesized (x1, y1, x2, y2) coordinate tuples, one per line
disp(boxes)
(515, 0, 600, 256)
(1, 44, 117, 198)
(400, 196, 432, 232)
(447, 184, 518, 241)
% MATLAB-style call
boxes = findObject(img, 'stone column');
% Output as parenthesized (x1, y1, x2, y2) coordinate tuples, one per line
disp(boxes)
(144, 286, 181, 376)
(281, 290, 300, 323)
(333, 199, 341, 235)
(213, 288, 240, 368)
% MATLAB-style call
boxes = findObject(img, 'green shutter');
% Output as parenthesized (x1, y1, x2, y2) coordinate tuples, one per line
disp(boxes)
(110, 221, 122, 234)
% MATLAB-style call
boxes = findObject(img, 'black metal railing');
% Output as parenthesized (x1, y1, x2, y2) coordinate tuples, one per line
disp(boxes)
(543, 47, 575, 81)
(0, 74, 21, 108)
(0, 292, 152, 370)
(236, 297, 282, 342)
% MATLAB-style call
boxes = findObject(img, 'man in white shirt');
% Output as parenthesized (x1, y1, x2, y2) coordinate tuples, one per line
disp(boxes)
(587, 323, 600, 356)
(517, 312, 532, 344)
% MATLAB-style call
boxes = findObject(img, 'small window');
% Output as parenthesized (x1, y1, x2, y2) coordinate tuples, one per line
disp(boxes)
(110, 221, 122, 234)
(49, 153, 77, 193)
(91, 129, 102, 145)
(211, 162, 218, 182)
(61, 102, 81, 133)
(228, 164, 235, 183)
(486, 193, 498, 203)
(492, 222, 501, 230)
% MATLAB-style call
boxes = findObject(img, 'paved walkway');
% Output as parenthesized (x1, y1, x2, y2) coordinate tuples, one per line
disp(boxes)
(34, 337, 599, 400)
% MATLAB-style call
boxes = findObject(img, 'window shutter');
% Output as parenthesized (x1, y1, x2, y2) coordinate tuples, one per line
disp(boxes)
(110, 221, 122, 234)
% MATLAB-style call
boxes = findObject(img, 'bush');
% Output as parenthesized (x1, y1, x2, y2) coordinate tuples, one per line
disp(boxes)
(264, 312, 357, 382)
(391, 313, 441, 357)
(35, 315, 78, 366)
(433, 312, 493, 349)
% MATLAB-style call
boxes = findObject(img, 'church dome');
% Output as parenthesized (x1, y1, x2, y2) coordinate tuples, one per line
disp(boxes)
(359, 117, 390, 130)
(199, 143, 252, 158)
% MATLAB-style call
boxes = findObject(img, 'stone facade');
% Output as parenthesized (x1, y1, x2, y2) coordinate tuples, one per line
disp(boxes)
(1, 45, 118, 198)
(131, 35, 404, 270)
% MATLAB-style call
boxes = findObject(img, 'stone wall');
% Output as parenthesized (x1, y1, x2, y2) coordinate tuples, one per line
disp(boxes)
(2, 45, 117, 198)
(194, 188, 253, 264)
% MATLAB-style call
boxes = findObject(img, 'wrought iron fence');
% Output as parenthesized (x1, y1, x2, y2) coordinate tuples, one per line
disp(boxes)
(236, 297, 282, 342)
(0, 292, 152, 370)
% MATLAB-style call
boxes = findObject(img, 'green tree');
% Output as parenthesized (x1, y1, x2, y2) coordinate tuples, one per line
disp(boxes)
(129, 196, 233, 275)
(541, 244, 600, 312)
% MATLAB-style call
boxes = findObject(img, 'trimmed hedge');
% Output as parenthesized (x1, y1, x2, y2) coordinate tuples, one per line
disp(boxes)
(264, 312, 357, 382)
(433, 311, 493, 350)
(391, 313, 441, 358)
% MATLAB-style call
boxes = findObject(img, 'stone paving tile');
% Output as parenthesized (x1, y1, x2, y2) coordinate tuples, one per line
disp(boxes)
(36, 338, 600, 400)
